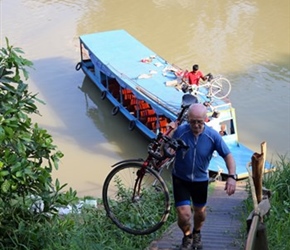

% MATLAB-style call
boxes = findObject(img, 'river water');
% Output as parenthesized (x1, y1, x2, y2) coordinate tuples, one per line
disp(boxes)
(1, 0, 289, 197)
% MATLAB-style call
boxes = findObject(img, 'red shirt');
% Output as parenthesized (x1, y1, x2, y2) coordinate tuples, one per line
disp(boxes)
(187, 70, 204, 86)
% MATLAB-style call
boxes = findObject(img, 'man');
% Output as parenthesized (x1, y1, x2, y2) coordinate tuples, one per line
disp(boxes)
(171, 103, 236, 250)
(187, 64, 208, 86)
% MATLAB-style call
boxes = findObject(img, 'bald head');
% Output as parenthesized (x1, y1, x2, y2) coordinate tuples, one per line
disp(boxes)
(187, 103, 207, 135)
(188, 103, 207, 120)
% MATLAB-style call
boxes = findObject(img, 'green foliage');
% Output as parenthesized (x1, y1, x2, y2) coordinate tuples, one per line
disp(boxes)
(0, 38, 77, 248)
(262, 155, 290, 250)
(0, 202, 176, 250)
(0, 186, 177, 249)
(0, 37, 33, 83)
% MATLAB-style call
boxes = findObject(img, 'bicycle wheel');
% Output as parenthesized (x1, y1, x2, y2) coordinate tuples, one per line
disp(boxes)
(102, 162, 170, 235)
(210, 77, 231, 99)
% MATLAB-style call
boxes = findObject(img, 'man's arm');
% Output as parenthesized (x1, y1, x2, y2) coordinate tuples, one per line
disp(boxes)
(224, 153, 236, 174)
(166, 121, 178, 138)
(224, 153, 236, 196)
(200, 71, 208, 81)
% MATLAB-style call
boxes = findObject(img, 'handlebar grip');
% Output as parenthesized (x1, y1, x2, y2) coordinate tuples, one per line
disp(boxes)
(148, 148, 167, 161)
(176, 139, 189, 150)
(205, 73, 213, 81)
(147, 135, 175, 161)
(162, 143, 176, 159)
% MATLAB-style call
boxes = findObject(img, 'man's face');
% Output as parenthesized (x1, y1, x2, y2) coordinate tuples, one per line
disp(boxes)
(188, 113, 205, 135)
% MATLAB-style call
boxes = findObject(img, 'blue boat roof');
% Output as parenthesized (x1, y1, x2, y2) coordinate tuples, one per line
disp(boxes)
(80, 30, 229, 118)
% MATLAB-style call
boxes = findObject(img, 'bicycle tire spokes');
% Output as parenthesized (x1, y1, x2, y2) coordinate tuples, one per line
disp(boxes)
(102, 163, 170, 235)
(210, 80, 222, 97)
(210, 77, 231, 99)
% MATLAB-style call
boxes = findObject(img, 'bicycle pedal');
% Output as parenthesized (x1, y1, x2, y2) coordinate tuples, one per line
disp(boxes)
(132, 195, 141, 202)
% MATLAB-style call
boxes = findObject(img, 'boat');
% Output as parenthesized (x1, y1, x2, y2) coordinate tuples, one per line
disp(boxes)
(76, 29, 274, 179)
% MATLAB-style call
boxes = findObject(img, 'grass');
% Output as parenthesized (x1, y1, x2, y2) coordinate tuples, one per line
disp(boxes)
(0, 184, 178, 250)
(8, 164, 288, 250)
(0, 178, 217, 249)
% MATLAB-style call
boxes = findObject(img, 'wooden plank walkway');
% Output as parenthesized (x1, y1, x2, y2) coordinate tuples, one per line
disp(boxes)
(148, 181, 248, 250)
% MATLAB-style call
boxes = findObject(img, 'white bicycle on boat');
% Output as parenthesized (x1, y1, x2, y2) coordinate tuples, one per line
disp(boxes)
(181, 74, 232, 100)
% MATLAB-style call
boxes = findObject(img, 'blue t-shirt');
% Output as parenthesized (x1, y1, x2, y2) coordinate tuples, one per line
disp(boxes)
(172, 123, 230, 182)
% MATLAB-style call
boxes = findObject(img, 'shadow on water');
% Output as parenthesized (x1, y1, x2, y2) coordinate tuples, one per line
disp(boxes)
(30, 56, 148, 160)
(78, 76, 149, 156)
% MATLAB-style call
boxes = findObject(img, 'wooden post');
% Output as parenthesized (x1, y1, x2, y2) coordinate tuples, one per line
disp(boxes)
(260, 141, 267, 174)
(251, 152, 264, 203)
(253, 222, 269, 250)
(245, 141, 270, 250)
(246, 163, 267, 250)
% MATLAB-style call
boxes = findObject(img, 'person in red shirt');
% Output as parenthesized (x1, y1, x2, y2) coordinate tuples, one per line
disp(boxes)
(187, 64, 208, 86)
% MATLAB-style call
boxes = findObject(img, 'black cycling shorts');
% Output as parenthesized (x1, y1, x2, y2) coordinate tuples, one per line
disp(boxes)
(172, 175, 208, 208)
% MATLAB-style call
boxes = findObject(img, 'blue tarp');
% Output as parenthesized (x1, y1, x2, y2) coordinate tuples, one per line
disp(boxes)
(81, 30, 194, 117)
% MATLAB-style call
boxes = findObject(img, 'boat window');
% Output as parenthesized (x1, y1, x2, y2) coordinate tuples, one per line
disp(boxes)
(219, 122, 228, 136)
(108, 79, 120, 99)
(219, 119, 235, 136)
(100, 72, 108, 87)
(230, 119, 235, 134)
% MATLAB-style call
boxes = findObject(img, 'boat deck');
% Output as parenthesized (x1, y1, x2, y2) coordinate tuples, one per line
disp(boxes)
(148, 180, 247, 250)
(80, 30, 230, 118)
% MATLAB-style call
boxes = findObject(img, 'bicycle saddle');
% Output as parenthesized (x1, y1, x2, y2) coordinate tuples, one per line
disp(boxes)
(181, 94, 198, 108)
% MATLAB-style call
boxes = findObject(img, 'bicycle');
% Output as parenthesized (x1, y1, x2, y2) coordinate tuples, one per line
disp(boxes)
(180, 74, 232, 100)
(102, 94, 198, 235)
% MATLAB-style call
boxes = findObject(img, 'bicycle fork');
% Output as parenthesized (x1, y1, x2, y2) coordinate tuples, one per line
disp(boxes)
(131, 162, 163, 202)
(132, 164, 147, 202)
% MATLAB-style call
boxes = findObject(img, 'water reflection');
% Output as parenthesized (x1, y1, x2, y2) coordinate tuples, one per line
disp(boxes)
(78, 76, 148, 159)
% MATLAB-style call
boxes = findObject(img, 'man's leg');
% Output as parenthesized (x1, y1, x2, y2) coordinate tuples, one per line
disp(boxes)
(190, 180, 208, 250)
(193, 206, 206, 231)
(177, 205, 192, 236)
(176, 205, 193, 250)
(190, 206, 206, 249)
(172, 175, 194, 249)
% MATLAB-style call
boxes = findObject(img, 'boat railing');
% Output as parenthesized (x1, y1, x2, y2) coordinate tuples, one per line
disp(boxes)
(135, 86, 179, 115)
(210, 102, 232, 111)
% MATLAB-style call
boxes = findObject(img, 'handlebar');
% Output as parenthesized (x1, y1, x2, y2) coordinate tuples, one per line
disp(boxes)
(205, 73, 213, 82)
(147, 133, 189, 161)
